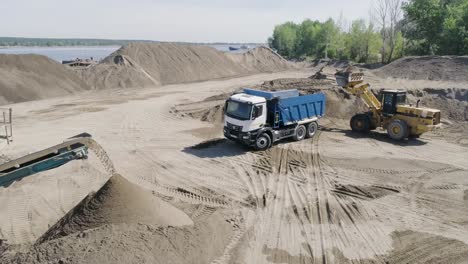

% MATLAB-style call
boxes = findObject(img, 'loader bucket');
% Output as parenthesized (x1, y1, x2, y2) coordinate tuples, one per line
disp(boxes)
(335, 72, 364, 87)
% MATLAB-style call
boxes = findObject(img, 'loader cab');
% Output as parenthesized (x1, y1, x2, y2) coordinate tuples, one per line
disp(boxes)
(381, 90, 407, 116)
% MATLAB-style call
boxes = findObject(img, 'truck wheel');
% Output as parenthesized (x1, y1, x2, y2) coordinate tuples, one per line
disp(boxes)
(254, 133, 271, 151)
(306, 122, 318, 138)
(293, 125, 307, 141)
(387, 120, 408, 140)
(350, 114, 370, 133)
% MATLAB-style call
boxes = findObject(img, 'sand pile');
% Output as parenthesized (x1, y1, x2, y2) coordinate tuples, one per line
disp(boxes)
(3, 211, 233, 264)
(2, 174, 234, 264)
(226, 46, 292, 72)
(0, 54, 90, 105)
(80, 43, 293, 89)
(374, 56, 468, 81)
(408, 88, 468, 121)
(37, 174, 193, 243)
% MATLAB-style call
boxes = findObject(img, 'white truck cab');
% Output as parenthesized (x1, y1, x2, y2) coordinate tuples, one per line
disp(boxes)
(224, 93, 267, 135)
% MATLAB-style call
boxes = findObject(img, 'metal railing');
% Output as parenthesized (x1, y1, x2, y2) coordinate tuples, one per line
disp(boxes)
(0, 108, 12, 144)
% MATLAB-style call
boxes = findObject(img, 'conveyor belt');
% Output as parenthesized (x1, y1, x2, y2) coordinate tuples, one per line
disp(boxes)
(0, 133, 92, 187)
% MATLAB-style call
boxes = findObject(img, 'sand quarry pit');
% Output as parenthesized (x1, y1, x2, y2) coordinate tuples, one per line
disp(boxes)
(1, 44, 468, 263)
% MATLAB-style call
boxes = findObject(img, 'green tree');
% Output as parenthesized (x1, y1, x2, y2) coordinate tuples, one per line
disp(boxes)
(440, 0, 468, 54)
(316, 19, 340, 59)
(403, 0, 468, 55)
(296, 19, 322, 57)
(344, 20, 382, 63)
(403, 0, 447, 54)
(269, 22, 300, 58)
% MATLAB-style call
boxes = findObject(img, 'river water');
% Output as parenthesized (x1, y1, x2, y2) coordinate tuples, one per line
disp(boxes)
(0, 44, 258, 63)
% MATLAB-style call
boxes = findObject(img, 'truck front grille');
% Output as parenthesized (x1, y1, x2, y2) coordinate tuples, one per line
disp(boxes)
(226, 122, 243, 132)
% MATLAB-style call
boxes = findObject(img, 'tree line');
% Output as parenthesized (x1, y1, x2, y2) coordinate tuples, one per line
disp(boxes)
(268, 0, 468, 63)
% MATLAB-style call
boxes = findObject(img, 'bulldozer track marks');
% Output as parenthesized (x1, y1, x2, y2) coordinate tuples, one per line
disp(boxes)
(224, 132, 413, 262)
(90, 137, 232, 209)
(153, 184, 229, 208)
(427, 184, 460, 190)
(210, 214, 246, 264)
(191, 205, 217, 220)
(332, 184, 400, 201)
(334, 166, 427, 176)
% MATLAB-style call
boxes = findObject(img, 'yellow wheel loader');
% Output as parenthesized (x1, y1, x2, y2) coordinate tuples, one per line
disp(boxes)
(335, 70, 441, 140)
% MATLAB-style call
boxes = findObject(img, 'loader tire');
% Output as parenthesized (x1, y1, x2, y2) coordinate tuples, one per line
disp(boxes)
(350, 114, 370, 133)
(306, 122, 318, 138)
(293, 125, 307, 141)
(387, 120, 408, 140)
(254, 133, 271, 151)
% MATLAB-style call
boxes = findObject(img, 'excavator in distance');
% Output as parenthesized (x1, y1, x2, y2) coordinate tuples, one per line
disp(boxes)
(335, 70, 441, 140)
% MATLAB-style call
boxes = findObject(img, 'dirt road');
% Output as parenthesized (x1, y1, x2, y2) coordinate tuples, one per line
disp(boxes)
(1, 69, 468, 263)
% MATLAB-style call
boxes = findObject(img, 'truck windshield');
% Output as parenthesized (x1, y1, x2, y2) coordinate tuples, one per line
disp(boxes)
(226, 100, 252, 120)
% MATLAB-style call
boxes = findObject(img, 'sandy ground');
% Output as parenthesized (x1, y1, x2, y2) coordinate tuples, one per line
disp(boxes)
(1, 68, 468, 263)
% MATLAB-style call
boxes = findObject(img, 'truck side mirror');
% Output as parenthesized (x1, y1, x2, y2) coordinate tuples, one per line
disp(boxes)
(224, 100, 228, 113)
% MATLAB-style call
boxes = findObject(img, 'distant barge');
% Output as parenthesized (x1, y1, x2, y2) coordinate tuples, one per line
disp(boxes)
(62, 58, 97, 68)
(229, 45, 249, 51)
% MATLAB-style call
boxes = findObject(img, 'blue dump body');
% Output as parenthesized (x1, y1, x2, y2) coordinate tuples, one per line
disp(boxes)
(244, 88, 326, 127)
(243, 88, 299, 100)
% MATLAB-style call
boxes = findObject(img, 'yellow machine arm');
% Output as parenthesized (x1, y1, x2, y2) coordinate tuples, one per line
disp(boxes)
(335, 72, 381, 112)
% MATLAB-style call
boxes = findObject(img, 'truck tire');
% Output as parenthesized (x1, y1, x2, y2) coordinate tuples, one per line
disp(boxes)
(293, 125, 307, 141)
(306, 122, 318, 138)
(254, 133, 271, 151)
(350, 114, 370, 132)
(387, 119, 408, 140)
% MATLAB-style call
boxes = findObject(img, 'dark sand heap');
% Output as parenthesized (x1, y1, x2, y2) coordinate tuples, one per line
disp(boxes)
(374, 56, 468, 81)
(0, 54, 90, 105)
(80, 43, 293, 89)
(37, 174, 193, 243)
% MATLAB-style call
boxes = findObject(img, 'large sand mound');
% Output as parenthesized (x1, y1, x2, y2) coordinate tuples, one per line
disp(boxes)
(225, 46, 291, 72)
(374, 56, 468, 81)
(37, 174, 193, 243)
(4, 211, 233, 264)
(0, 54, 90, 105)
(80, 43, 293, 89)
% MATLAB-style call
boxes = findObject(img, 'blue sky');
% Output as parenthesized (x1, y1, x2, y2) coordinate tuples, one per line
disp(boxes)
(1, 0, 373, 43)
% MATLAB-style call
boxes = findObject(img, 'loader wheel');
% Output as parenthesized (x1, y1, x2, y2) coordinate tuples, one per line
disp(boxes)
(306, 122, 318, 138)
(254, 133, 271, 151)
(350, 114, 370, 133)
(387, 120, 408, 140)
(293, 125, 307, 141)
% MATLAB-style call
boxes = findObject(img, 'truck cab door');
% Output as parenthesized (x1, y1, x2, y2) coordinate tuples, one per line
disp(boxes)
(249, 103, 267, 131)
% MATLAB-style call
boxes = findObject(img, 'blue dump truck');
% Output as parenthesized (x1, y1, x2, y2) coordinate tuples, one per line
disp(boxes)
(224, 88, 326, 150)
